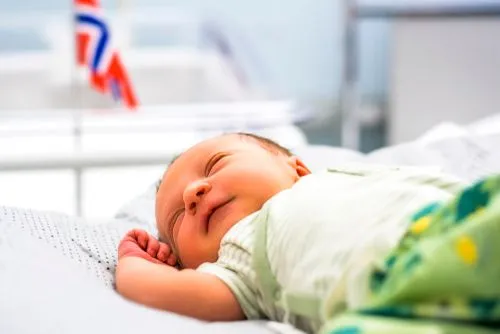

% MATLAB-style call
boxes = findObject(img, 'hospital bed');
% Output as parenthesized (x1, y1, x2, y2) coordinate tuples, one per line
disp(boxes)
(2, 111, 500, 334)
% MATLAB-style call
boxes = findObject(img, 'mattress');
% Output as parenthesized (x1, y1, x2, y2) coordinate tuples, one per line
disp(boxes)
(0, 206, 291, 334)
(2, 116, 500, 334)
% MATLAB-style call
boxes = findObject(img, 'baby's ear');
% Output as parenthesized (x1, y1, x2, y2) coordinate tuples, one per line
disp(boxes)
(288, 156, 311, 178)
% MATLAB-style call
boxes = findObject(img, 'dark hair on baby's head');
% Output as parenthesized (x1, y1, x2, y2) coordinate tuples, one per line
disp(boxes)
(237, 132, 292, 157)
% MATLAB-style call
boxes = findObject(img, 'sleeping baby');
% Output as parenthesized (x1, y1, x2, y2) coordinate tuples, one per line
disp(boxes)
(116, 133, 500, 333)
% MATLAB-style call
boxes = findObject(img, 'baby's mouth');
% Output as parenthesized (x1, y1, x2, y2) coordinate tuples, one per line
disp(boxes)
(205, 197, 234, 232)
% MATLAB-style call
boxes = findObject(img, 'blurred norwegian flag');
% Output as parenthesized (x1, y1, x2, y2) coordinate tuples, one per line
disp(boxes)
(75, 0, 138, 110)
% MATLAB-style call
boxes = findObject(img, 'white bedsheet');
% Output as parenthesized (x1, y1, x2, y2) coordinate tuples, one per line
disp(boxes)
(0, 221, 281, 334)
(296, 117, 500, 182)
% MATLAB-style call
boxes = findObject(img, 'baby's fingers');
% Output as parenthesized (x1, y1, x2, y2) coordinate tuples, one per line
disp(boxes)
(156, 243, 169, 262)
(157, 243, 177, 266)
(167, 253, 177, 267)
(146, 237, 160, 258)
(132, 229, 149, 250)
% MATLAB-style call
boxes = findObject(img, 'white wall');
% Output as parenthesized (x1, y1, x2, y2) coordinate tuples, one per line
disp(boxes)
(389, 18, 500, 144)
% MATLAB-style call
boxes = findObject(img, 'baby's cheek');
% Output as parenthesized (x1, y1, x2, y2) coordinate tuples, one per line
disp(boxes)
(175, 225, 190, 262)
(176, 224, 212, 269)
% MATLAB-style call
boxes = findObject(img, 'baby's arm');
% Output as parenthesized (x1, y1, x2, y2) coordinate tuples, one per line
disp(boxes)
(116, 229, 245, 321)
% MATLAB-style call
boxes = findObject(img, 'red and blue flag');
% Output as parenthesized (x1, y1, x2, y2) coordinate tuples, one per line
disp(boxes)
(75, 0, 138, 110)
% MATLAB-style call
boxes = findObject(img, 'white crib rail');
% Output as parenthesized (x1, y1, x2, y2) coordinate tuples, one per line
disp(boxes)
(0, 151, 174, 217)
(0, 100, 312, 217)
(0, 151, 175, 171)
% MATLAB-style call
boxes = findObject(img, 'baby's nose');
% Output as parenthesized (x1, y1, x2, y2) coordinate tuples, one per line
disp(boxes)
(184, 181, 211, 215)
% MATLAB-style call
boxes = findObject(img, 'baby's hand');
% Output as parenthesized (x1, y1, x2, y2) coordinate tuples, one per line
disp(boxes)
(118, 229, 177, 266)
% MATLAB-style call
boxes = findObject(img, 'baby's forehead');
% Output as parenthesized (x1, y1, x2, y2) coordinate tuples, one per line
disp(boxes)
(160, 134, 257, 184)
(160, 138, 219, 181)
(172, 134, 241, 163)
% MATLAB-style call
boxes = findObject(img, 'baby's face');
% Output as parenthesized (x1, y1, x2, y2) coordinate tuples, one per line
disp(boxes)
(156, 134, 309, 269)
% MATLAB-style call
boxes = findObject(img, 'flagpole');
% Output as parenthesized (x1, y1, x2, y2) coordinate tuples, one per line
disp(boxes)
(116, 0, 138, 110)
(71, 0, 84, 217)
(116, 0, 127, 111)
(118, 0, 131, 48)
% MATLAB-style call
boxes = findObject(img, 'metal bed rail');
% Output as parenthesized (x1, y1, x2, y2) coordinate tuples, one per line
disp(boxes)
(0, 151, 175, 216)
(0, 100, 312, 216)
